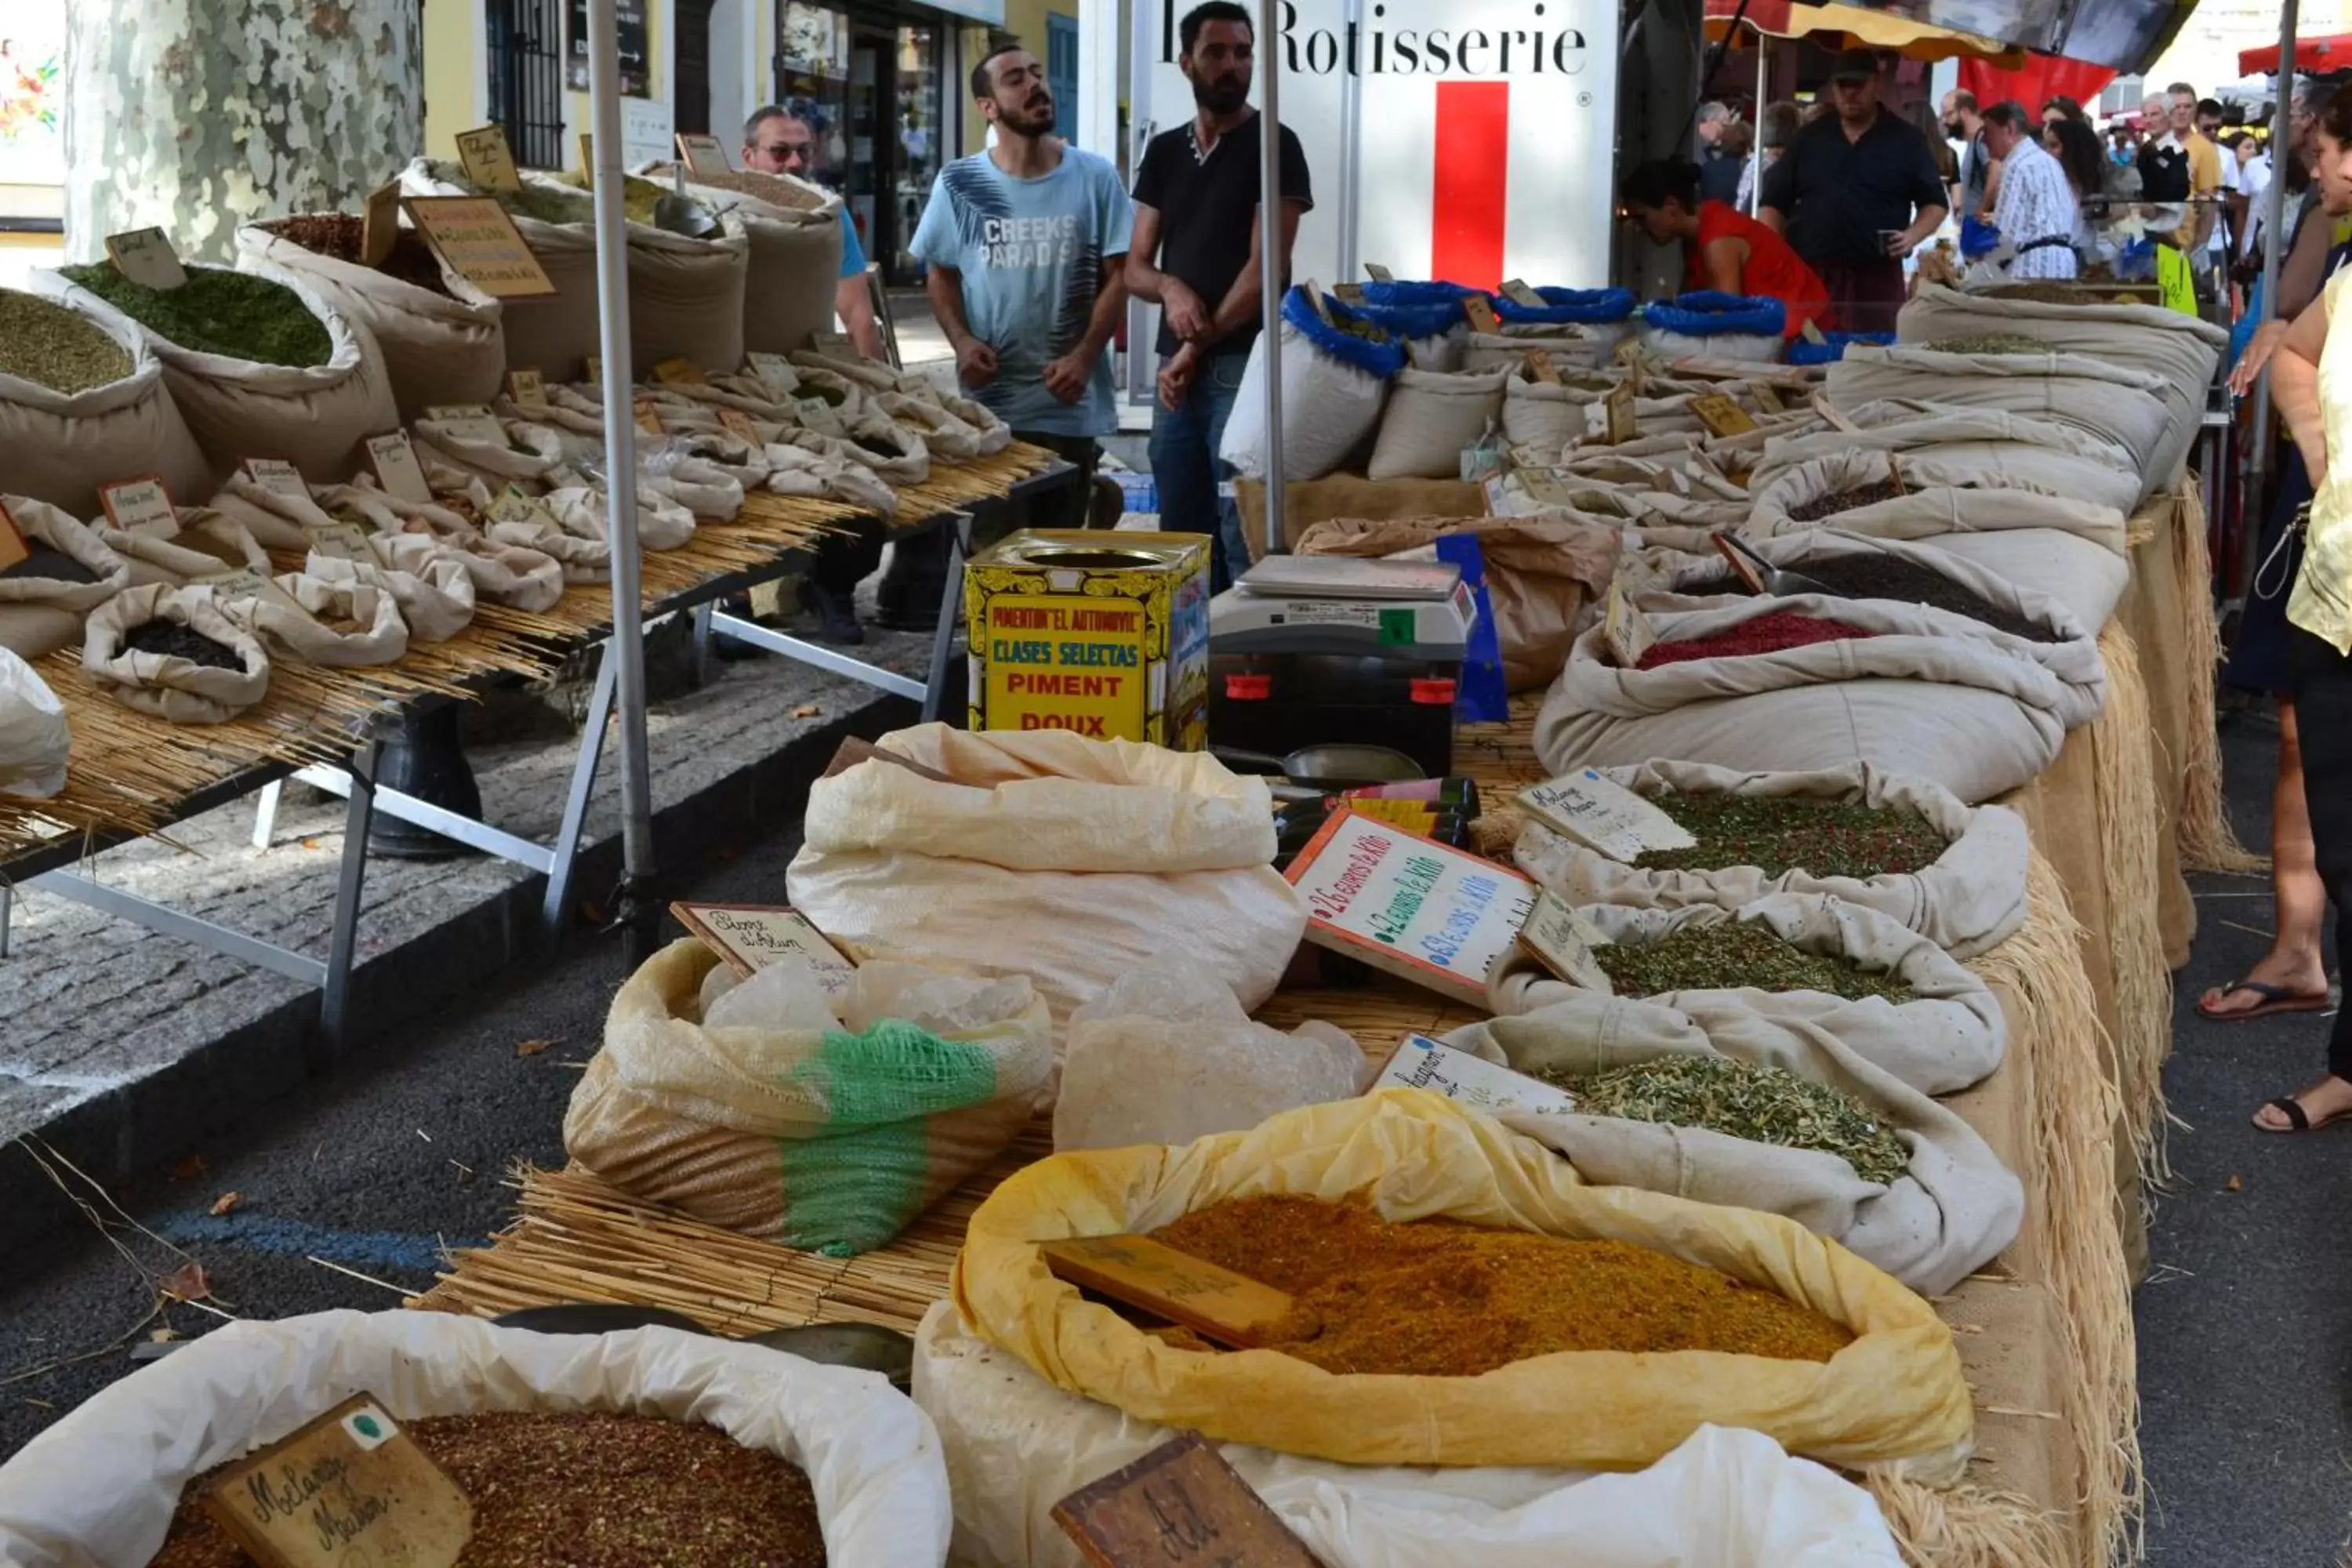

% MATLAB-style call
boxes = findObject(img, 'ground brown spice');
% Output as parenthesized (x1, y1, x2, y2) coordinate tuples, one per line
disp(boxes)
(147, 1410, 829, 1567)
(270, 213, 457, 299)
(1149, 1194, 1853, 1373)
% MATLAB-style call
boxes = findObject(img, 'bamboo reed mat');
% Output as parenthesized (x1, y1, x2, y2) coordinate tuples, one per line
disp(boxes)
(0, 443, 1055, 866)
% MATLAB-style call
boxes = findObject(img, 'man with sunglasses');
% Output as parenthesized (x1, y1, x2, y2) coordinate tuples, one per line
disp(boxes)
(1759, 49, 1948, 332)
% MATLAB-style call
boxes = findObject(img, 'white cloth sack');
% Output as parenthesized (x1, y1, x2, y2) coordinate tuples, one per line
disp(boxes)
(0, 497, 131, 660)
(1444, 994, 2022, 1292)
(877, 390, 1011, 459)
(766, 438, 898, 514)
(314, 480, 567, 613)
(1486, 896, 2007, 1095)
(1749, 447, 2129, 554)
(628, 221, 752, 373)
(234, 215, 506, 420)
(230, 571, 410, 667)
(82, 583, 270, 724)
(301, 544, 475, 641)
(1220, 315, 1393, 481)
(34, 266, 397, 487)
(787, 724, 1308, 1022)
(1921, 525, 2132, 634)
(1533, 596, 2073, 804)
(914, 1304, 1901, 1568)
(548, 482, 697, 553)
(401, 159, 604, 379)
(0, 646, 68, 798)
(93, 511, 274, 589)
(1367, 364, 1511, 480)
(0, 1308, 952, 1568)
(1825, 347, 2172, 496)
(1757, 401, 2144, 518)
(1897, 282, 2225, 486)
(1642, 323, 1780, 361)
(415, 415, 567, 489)
(1512, 760, 2030, 960)
(1461, 324, 1621, 373)
(0, 286, 209, 517)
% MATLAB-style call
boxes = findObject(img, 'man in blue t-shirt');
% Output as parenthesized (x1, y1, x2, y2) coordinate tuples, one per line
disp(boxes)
(911, 42, 1133, 539)
(742, 102, 886, 361)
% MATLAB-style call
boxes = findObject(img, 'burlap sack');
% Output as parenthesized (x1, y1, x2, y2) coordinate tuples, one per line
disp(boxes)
(33, 267, 397, 487)
(1294, 512, 1620, 690)
(414, 416, 566, 490)
(786, 725, 1308, 1023)
(0, 496, 131, 659)
(766, 440, 897, 515)
(1533, 595, 2073, 803)
(1367, 365, 1510, 480)
(1924, 525, 2131, 634)
(564, 941, 1054, 1253)
(401, 160, 604, 380)
(1234, 474, 1488, 560)
(82, 582, 270, 724)
(1825, 347, 2172, 495)
(0, 287, 209, 517)
(954, 1091, 1973, 1476)
(788, 426, 927, 488)
(1459, 323, 1618, 373)
(1511, 760, 2031, 960)
(1221, 293, 1402, 481)
(792, 347, 903, 394)
(228, 571, 409, 667)
(96, 511, 274, 588)
(1486, 895, 2008, 1095)
(643, 165, 845, 355)
(1749, 448, 2129, 554)
(628, 222, 750, 372)
(638, 445, 747, 521)
(1897, 283, 2226, 485)
(1756, 401, 2143, 518)
(313, 481, 567, 613)
(1641, 529, 2109, 728)
(298, 546, 474, 642)
(1443, 994, 2023, 1292)
(877, 390, 1011, 459)
(234, 216, 506, 420)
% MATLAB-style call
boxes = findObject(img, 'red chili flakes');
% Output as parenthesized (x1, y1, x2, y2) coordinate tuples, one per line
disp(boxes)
(1637, 612, 1879, 670)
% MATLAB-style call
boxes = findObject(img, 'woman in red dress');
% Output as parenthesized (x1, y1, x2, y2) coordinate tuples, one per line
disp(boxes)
(1622, 158, 1835, 339)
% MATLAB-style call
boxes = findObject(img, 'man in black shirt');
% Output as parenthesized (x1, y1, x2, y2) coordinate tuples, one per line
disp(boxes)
(1127, 0, 1312, 586)
(1759, 49, 1947, 332)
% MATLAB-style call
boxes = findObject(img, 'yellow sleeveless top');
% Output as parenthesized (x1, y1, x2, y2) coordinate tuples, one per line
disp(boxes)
(2291, 265, 2352, 652)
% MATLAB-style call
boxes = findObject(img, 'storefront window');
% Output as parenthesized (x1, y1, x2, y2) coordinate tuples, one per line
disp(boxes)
(773, 1, 943, 285)
(890, 25, 943, 280)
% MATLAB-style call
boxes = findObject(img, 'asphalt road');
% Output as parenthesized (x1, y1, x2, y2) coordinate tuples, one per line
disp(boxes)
(1, 713, 2347, 1565)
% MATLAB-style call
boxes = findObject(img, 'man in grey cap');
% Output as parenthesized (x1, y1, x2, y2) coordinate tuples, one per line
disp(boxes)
(1759, 49, 1949, 331)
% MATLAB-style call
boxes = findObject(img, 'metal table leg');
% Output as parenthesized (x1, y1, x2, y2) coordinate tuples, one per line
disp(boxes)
(690, 601, 715, 685)
(923, 514, 972, 724)
(321, 742, 380, 1044)
(541, 654, 619, 932)
(251, 780, 284, 851)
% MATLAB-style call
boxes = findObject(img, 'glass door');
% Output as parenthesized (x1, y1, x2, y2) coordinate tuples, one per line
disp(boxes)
(888, 24, 944, 281)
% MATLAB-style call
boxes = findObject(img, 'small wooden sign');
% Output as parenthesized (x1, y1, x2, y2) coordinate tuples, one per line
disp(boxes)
(506, 368, 548, 408)
(1603, 382, 1637, 445)
(104, 227, 188, 292)
(1498, 278, 1548, 308)
(633, 397, 666, 436)
(717, 408, 764, 444)
(746, 351, 797, 400)
(1517, 767, 1699, 862)
(1809, 394, 1860, 434)
(1710, 532, 1769, 596)
(455, 123, 524, 192)
(1517, 890, 1617, 993)
(1039, 1235, 1294, 1349)
(401, 197, 557, 299)
(201, 1394, 472, 1568)
(583, 355, 604, 383)
(676, 132, 731, 176)
(1372, 1033, 1580, 1115)
(1330, 281, 1367, 304)
(241, 458, 311, 501)
(1362, 261, 1395, 281)
(1052, 1434, 1323, 1568)
(1601, 581, 1653, 668)
(578, 132, 597, 182)
(1460, 293, 1501, 333)
(97, 475, 177, 534)
(670, 901, 857, 1000)
(822, 735, 957, 783)
(1751, 382, 1784, 414)
(425, 403, 507, 446)
(0, 499, 28, 575)
(1688, 392, 1757, 438)
(362, 432, 434, 505)
(1523, 347, 1563, 385)
(1798, 317, 1831, 347)
(652, 355, 710, 387)
(361, 178, 403, 269)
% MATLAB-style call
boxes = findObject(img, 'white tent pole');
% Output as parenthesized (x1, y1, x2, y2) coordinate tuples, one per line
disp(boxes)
(1751, 34, 1767, 215)
(2245, 9, 2301, 598)
(1258, 0, 1286, 559)
(586, 0, 657, 947)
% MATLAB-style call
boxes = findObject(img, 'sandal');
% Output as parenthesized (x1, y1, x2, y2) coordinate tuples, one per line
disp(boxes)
(2253, 1094, 2352, 1134)
(2197, 978, 2334, 1022)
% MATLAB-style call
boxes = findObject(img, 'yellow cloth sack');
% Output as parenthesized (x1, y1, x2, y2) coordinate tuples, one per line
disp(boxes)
(953, 1090, 1972, 1479)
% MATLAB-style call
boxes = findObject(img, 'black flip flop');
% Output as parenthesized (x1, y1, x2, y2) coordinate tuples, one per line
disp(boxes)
(2198, 978, 2335, 1022)
(2254, 1094, 2352, 1134)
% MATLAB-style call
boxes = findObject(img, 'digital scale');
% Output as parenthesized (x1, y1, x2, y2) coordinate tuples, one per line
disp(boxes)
(1208, 555, 1479, 778)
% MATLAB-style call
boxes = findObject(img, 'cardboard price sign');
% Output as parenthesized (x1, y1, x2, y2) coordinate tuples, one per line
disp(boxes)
(1052, 1435, 1323, 1568)
(0, 499, 27, 575)
(308, 519, 378, 564)
(104, 227, 188, 292)
(1602, 383, 1637, 445)
(1601, 582, 1653, 668)
(1687, 392, 1756, 437)
(676, 132, 731, 176)
(1460, 293, 1501, 333)
(241, 458, 310, 501)
(1517, 889, 1617, 992)
(454, 124, 524, 192)
(202, 1394, 472, 1568)
(401, 197, 557, 299)
(1372, 1033, 1578, 1116)
(97, 476, 177, 534)
(746, 351, 797, 400)
(1039, 1234, 1294, 1348)
(670, 902, 857, 1000)
(489, 484, 560, 530)
(506, 368, 549, 408)
(1517, 767, 1697, 863)
(1499, 278, 1548, 308)
(361, 178, 402, 269)
(362, 432, 434, 505)
(1362, 261, 1395, 281)
(633, 397, 666, 436)
(1331, 281, 1367, 304)
(1523, 347, 1563, 385)
(425, 404, 507, 446)
(717, 408, 763, 444)
(652, 355, 710, 387)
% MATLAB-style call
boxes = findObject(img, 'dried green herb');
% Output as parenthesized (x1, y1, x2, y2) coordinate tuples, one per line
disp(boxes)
(1925, 332, 2052, 356)
(61, 265, 332, 368)
(1592, 917, 1914, 1003)
(1537, 1055, 1911, 1185)
(1635, 791, 1949, 880)
(0, 287, 134, 393)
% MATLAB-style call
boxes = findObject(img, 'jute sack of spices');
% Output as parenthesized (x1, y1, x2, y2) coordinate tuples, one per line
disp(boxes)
(82, 582, 270, 724)
(1920, 524, 2132, 636)
(0, 1309, 954, 1567)
(1442, 994, 2023, 1293)
(1485, 894, 2006, 1096)
(401, 158, 604, 379)
(564, 940, 1054, 1254)
(0, 286, 210, 517)
(952, 1091, 1973, 1476)
(1221, 285, 1406, 482)
(1367, 363, 1511, 480)
(1749, 447, 2129, 554)
(1512, 760, 2030, 960)
(644, 163, 844, 355)
(227, 572, 410, 669)
(1295, 513, 1620, 691)
(31, 267, 397, 488)
(313, 480, 566, 614)
(1532, 596, 2073, 804)
(1753, 400, 2144, 518)
(914, 1308, 1906, 1568)
(786, 724, 1308, 1023)
(0, 496, 131, 660)
(233, 214, 506, 421)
